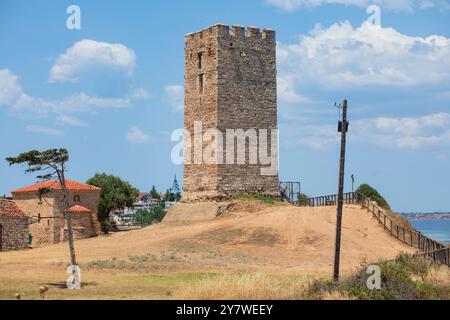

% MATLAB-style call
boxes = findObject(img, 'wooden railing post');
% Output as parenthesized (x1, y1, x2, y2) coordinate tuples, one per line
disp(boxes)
(296, 192, 448, 265)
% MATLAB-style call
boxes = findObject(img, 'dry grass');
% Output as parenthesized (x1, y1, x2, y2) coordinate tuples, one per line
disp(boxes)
(424, 265, 450, 286)
(175, 273, 307, 300)
(175, 273, 356, 300)
(0, 201, 419, 300)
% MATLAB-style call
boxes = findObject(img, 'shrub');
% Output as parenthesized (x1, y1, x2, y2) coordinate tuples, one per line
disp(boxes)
(297, 193, 309, 204)
(306, 254, 449, 300)
(356, 183, 391, 210)
(134, 206, 166, 226)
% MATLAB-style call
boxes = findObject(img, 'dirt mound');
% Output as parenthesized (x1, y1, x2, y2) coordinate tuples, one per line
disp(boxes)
(0, 202, 416, 278)
(217, 199, 283, 216)
(159, 202, 415, 274)
(164, 199, 283, 223)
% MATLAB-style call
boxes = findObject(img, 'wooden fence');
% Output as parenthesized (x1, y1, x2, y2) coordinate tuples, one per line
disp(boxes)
(298, 192, 449, 267)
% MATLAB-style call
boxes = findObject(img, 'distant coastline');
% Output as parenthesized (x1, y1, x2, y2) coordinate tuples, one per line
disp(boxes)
(401, 212, 450, 221)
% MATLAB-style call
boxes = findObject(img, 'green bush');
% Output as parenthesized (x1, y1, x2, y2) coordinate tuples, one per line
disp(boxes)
(306, 254, 449, 300)
(252, 194, 277, 204)
(297, 193, 309, 204)
(356, 183, 391, 210)
(134, 206, 166, 226)
(236, 194, 278, 205)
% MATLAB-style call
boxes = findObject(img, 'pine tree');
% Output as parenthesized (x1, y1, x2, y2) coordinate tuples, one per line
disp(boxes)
(150, 185, 160, 200)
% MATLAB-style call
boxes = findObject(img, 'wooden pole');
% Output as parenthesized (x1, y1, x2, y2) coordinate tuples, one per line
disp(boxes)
(334, 100, 348, 282)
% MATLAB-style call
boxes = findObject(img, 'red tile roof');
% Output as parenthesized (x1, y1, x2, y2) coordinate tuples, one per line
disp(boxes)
(0, 200, 26, 217)
(69, 205, 92, 213)
(12, 179, 101, 193)
(138, 193, 148, 198)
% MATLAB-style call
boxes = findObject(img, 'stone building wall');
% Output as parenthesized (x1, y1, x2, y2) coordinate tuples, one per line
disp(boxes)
(0, 216, 29, 251)
(184, 24, 280, 202)
(12, 192, 55, 246)
(53, 190, 101, 242)
(13, 189, 101, 246)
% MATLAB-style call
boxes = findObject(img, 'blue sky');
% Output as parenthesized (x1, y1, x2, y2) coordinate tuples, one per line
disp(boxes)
(1, 0, 449, 212)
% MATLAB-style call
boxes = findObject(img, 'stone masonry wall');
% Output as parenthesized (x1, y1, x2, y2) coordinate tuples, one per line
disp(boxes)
(0, 216, 29, 251)
(183, 24, 280, 202)
(13, 192, 55, 246)
(13, 189, 101, 246)
(53, 190, 101, 242)
(184, 24, 220, 200)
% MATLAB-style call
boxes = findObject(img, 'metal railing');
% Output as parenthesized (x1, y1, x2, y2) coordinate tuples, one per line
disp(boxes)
(279, 182, 301, 204)
(298, 192, 449, 267)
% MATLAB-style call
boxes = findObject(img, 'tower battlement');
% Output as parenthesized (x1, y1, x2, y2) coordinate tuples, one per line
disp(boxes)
(185, 24, 275, 45)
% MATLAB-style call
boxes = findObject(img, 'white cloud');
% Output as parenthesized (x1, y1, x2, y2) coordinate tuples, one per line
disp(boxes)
(289, 112, 450, 150)
(56, 114, 88, 127)
(277, 74, 310, 103)
(26, 125, 65, 136)
(128, 87, 152, 100)
(0, 69, 148, 116)
(278, 21, 450, 88)
(126, 126, 150, 144)
(353, 112, 450, 149)
(165, 85, 184, 112)
(0, 69, 23, 107)
(49, 39, 136, 83)
(265, 0, 449, 11)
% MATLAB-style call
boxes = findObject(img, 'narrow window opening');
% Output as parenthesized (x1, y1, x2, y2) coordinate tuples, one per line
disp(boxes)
(74, 195, 81, 203)
(197, 52, 203, 69)
(198, 74, 204, 94)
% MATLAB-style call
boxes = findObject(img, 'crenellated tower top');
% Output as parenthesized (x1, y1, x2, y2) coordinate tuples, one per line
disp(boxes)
(185, 23, 275, 44)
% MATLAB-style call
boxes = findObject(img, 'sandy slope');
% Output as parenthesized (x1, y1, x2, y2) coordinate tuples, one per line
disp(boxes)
(0, 203, 415, 276)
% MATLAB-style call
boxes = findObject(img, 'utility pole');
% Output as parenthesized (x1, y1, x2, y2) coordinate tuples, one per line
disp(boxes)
(334, 99, 349, 282)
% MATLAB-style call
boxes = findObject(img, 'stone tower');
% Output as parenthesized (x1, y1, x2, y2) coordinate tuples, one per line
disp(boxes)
(183, 24, 280, 202)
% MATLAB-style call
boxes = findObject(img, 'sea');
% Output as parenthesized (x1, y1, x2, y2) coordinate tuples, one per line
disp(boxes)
(410, 220, 450, 244)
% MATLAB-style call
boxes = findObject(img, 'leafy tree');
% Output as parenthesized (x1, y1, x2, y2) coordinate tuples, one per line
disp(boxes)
(133, 206, 166, 226)
(164, 188, 175, 202)
(356, 183, 391, 211)
(5, 149, 78, 266)
(87, 173, 139, 233)
(150, 185, 160, 200)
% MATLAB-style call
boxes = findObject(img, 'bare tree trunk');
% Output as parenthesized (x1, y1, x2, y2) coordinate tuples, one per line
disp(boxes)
(59, 171, 77, 266)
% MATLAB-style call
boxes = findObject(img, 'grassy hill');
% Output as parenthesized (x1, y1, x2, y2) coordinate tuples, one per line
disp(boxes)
(0, 199, 426, 300)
